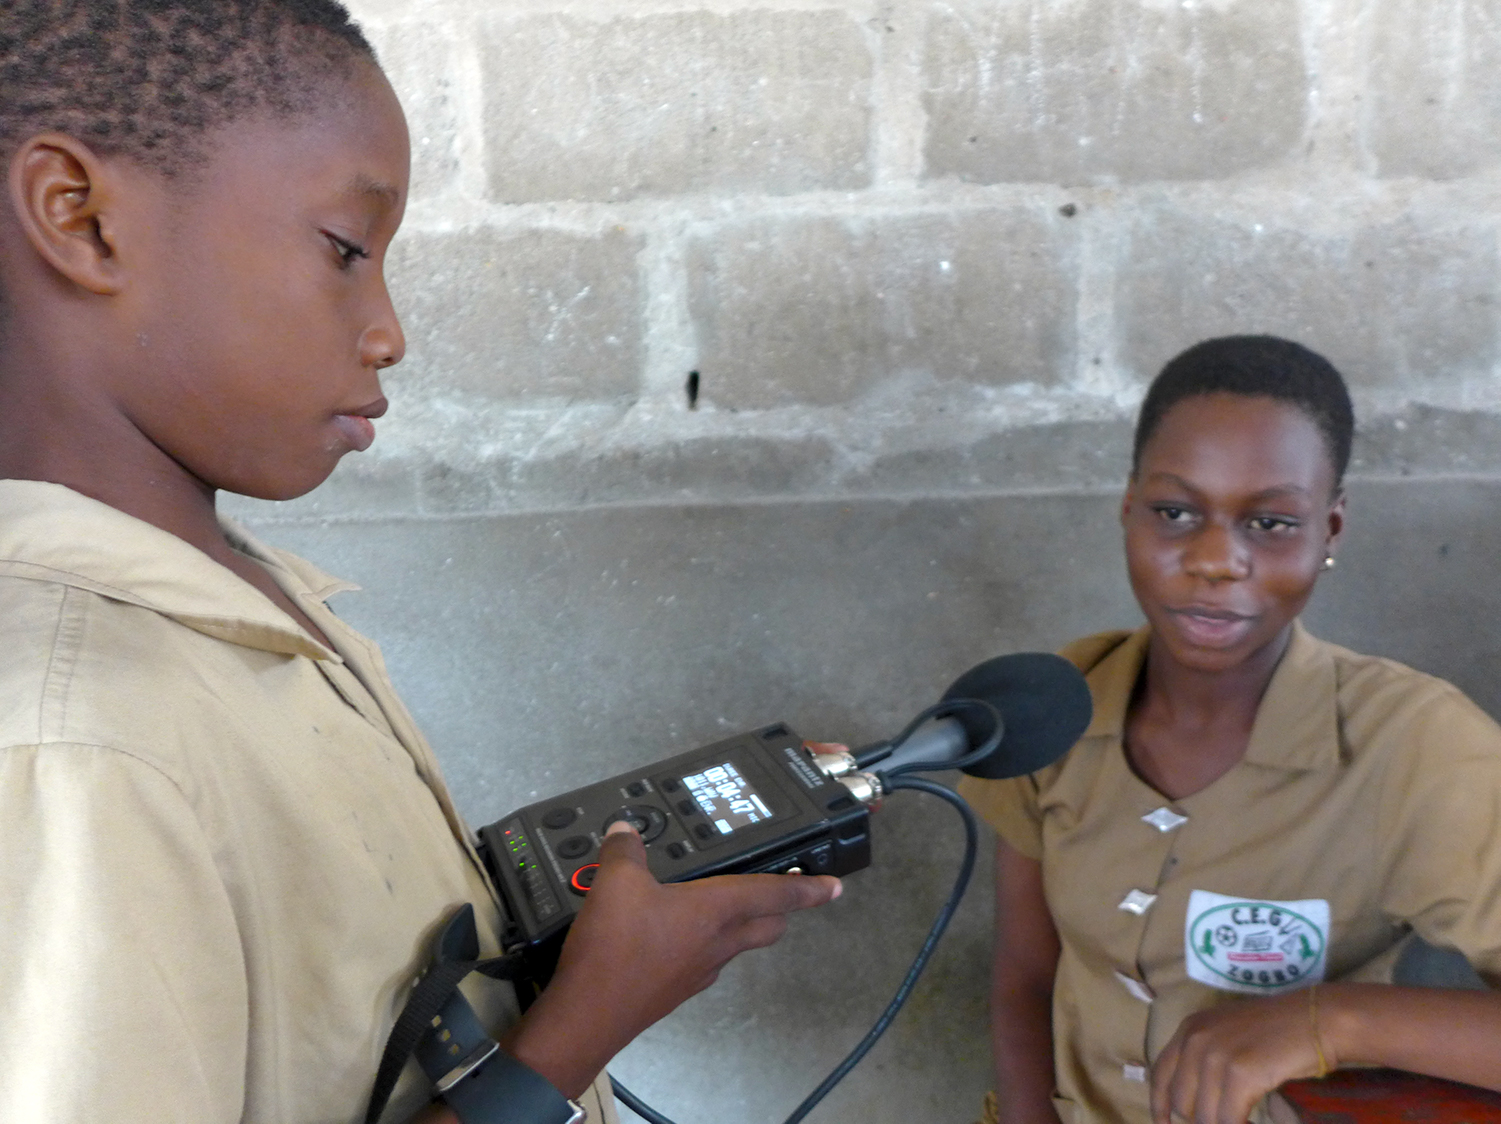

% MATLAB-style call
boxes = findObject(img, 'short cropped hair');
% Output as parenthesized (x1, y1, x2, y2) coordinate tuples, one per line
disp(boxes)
(1131, 335, 1355, 485)
(0, 0, 375, 177)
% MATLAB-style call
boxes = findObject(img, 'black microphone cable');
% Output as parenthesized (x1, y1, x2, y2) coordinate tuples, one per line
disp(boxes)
(610, 774, 981, 1124)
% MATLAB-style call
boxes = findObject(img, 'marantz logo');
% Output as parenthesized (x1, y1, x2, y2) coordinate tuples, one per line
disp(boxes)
(781, 744, 823, 791)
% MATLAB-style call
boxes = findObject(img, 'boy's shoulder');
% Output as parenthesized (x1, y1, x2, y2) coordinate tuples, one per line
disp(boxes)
(0, 481, 332, 775)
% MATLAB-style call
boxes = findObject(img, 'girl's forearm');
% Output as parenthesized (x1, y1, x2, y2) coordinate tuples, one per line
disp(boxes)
(1322, 983, 1501, 1090)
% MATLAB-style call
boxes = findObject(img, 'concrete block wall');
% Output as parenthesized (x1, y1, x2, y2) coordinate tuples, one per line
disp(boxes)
(222, 0, 1501, 525)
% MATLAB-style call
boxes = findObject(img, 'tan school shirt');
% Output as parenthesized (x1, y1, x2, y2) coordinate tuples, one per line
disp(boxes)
(959, 624, 1501, 1124)
(0, 480, 617, 1124)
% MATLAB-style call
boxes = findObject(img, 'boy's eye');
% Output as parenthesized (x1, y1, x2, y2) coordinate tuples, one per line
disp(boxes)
(1152, 505, 1194, 524)
(324, 232, 369, 268)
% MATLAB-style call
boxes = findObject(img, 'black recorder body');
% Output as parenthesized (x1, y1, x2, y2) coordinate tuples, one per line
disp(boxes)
(478, 723, 871, 986)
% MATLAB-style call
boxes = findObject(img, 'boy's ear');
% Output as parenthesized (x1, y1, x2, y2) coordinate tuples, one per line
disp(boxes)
(8, 133, 127, 296)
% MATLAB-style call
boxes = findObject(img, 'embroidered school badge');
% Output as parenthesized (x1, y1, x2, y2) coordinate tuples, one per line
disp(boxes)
(1185, 889, 1329, 995)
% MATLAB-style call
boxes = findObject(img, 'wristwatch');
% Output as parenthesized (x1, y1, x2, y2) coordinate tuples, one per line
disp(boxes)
(417, 988, 587, 1124)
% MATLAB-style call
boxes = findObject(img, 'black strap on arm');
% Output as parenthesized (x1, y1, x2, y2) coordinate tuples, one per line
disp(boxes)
(365, 904, 584, 1124)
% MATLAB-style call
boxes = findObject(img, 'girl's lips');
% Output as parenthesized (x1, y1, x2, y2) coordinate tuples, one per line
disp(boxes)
(1168, 608, 1255, 647)
(333, 413, 376, 452)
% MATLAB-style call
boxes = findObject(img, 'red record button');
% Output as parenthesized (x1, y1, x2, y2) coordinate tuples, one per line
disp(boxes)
(570, 864, 600, 895)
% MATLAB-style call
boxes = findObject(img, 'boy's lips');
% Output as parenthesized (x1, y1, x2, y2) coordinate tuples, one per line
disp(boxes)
(333, 396, 387, 453)
(333, 413, 376, 452)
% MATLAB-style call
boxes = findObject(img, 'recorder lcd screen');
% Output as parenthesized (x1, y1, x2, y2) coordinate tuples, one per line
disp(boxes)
(680, 762, 774, 835)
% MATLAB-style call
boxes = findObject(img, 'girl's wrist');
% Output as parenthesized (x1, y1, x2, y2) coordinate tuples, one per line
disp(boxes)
(1315, 983, 1374, 1070)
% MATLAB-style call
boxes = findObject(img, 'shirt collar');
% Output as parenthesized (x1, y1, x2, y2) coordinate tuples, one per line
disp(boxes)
(0, 480, 355, 660)
(1080, 621, 1339, 772)
(1243, 622, 1340, 771)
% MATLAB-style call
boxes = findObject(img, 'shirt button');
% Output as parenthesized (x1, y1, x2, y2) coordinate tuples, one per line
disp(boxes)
(1114, 970, 1154, 1003)
(1142, 806, 1189, 832)
(1123, 1063, 1148, 1083)
(1118, 889, 1158, 915)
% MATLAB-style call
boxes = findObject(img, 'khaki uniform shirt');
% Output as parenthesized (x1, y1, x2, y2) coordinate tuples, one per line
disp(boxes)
(960, 625, 1501, 1124)
(0, 481, 616, 1124)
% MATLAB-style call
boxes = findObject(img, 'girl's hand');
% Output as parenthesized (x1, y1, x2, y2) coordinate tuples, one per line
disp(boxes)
(1150, 989, 1326, 1124)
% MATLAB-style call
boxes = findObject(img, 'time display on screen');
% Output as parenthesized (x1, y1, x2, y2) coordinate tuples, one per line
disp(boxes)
(680, 762, 773, 835)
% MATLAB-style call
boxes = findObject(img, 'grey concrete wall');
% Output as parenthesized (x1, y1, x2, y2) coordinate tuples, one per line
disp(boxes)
(226, 0, 1501, 523)
(223, 1, 1501, 1120)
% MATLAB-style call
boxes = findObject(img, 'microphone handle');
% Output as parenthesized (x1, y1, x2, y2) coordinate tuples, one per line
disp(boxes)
(854, 717, 970, 773)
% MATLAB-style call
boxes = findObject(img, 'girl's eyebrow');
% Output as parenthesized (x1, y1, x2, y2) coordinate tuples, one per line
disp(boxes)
(1247, 483, 1314, 501)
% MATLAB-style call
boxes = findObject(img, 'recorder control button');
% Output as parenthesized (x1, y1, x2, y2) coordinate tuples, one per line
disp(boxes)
(693, 823, 714, 841)
(807, 842, 834, 872)
(541, 807, 577, 830)
(604, 805, 668, 844)
(660, 778, 681, 793)
(625, 780, 647, 798)
(666, 842, 688, 860)
(557, 836, 591, 860)
(676, 798, 698, 817)
(569, 864, 599, 894)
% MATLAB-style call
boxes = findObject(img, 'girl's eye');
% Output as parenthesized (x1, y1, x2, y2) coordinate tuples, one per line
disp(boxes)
(1249, 516, 1299, 533)
(1153, 505, 1194, 524)
(325, 232, 369, 269)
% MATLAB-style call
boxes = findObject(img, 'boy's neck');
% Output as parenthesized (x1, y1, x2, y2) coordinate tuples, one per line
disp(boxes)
(0, 343, 233, 569)
(0, 369, 336, 649)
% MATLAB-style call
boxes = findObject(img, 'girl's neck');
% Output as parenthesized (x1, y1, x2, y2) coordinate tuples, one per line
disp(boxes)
(1141, 625, 1292, 730)
(1124, 625, 1293, 801)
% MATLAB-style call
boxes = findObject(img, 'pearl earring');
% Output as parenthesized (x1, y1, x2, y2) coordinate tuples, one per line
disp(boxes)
(1321, 554, 1337, 572)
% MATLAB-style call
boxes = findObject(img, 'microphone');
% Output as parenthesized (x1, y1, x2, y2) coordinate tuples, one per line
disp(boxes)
(853, 652, 1092, 780)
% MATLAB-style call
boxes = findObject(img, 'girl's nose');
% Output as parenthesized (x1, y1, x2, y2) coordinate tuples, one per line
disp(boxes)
(1183, 522, 1251, 582)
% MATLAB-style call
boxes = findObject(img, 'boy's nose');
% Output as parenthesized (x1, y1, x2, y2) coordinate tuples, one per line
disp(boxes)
(364, 326, 404, 369)
(361, 309, 405, 370)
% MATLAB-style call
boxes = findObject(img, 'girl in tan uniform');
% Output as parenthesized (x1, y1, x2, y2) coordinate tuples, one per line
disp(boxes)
(959, 336, 1501, 1124)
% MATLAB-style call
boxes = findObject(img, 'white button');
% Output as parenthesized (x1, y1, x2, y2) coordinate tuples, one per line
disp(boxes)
(1142, 806, 1188, 833)
(1114, 970, 1154, 1003)
(1123, 1064, 1148, 1083)
(1118, 889, 1158, 915)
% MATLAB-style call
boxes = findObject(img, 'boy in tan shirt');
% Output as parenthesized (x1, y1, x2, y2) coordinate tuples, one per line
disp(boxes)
(0, 3, 839, 1121)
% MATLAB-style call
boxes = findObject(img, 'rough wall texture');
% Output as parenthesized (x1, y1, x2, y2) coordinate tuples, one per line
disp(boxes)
(226, 0, 1501, 525)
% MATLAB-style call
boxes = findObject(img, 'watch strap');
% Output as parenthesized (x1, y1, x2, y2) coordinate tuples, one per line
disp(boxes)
(367, 904, 580, 1124)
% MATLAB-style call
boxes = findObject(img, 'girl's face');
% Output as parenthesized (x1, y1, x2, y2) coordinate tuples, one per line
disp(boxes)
(111, 58, 410, 501)
(1121, 393, 1345, 675)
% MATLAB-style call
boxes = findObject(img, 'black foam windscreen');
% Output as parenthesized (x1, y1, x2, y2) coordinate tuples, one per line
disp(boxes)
(942, 652, 1092, 779)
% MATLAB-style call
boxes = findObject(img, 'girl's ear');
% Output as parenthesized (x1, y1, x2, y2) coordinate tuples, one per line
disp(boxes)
(8, 133, 127, 296)
(1324, 488, 1347, 557)
(1120, 478, 1137, 525)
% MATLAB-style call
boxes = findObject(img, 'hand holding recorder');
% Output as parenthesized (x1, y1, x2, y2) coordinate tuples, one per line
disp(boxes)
(506, 821, 842, 1099)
